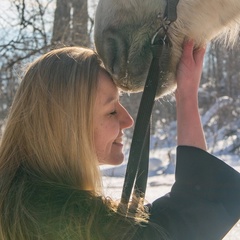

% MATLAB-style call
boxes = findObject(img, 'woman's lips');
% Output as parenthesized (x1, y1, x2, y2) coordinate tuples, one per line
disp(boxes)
(113, 137, 123, 146)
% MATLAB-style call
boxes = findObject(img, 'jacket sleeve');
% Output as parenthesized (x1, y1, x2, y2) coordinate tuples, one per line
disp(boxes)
(148, 146, 240, 240)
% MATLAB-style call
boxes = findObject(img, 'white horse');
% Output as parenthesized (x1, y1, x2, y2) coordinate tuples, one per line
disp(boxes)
(94, 0, 240, 97)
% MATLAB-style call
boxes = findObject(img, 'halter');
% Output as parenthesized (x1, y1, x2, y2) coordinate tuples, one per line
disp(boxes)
(119, 0, 179, 211)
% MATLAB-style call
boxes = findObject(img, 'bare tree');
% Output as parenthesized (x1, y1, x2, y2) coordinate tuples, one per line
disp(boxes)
(0, 0, 53, 124)
(0, 0, 90, 128)
(52, 0, 71, 44)
(52, 0, 90, 47)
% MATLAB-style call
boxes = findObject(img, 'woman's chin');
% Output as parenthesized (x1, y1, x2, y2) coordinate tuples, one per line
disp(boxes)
(99, 153, 124, 166)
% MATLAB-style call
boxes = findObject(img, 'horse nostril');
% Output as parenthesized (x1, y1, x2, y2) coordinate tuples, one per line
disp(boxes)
(100, 29, 129, 78)
(105, 37, 119, 74)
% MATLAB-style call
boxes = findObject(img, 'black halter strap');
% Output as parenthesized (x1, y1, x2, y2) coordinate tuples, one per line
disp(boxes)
(120, 40, 171, 206)
(165, 0, 179, 22)
(119, 0, 179, 209)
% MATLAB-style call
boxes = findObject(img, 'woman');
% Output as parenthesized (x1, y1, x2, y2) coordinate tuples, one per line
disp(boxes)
(0, 41, 239, 240)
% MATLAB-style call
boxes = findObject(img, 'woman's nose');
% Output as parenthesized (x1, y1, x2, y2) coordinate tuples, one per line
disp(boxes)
(120, 107, 134, 129)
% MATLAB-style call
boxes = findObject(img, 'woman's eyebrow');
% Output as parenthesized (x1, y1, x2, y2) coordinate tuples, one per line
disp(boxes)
(103, 96, 117, 106)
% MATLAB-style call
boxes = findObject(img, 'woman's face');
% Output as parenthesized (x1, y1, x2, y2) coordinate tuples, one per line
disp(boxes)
(93, 70, 134, 165)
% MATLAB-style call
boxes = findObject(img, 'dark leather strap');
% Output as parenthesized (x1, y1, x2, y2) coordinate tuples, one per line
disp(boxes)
(164, 0, 179, 22)
(120, 41, 170, 206)
(119, 0, 179, 210)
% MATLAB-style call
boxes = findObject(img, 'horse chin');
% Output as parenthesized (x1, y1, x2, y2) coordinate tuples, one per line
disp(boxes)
(156, 78, 177, 98)
(112, 76, 145, 93)
(112, 69, 177, 99)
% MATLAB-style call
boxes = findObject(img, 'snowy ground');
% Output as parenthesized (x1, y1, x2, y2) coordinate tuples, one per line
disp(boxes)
(101, 153, 240, 240)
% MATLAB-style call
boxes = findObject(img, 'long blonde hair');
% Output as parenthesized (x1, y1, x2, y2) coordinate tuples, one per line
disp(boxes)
(0, 47, 167, 240)
(0, 47, 105, 238)
(0, 47, 101, 191)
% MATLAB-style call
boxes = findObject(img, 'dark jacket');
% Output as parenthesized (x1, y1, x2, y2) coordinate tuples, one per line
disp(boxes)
(13, 146, 239, 239)
(138, 146, 240, 240)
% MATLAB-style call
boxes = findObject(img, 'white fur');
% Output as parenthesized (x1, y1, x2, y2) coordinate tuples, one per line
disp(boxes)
(94, 0, 240, 97)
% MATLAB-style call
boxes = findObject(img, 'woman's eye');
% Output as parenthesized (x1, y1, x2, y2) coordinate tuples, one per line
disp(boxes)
(110, 110, 117, 115)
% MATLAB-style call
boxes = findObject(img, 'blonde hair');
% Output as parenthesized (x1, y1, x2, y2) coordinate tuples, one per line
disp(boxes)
(0, 47, 101, 190)
(0, 47, 166, 239)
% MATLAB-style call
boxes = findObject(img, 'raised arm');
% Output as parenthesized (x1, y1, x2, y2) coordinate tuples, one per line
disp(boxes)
(175, 40, 207, 150)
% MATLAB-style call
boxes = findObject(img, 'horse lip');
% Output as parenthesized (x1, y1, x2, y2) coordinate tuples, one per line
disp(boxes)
(112, 77, 131, 91)
(112, 73, 146, 92)
(117, 82, 135, 92)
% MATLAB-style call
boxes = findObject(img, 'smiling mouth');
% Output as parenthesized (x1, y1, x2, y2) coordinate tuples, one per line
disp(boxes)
(113, 142, 123, 148)
(113, 138, 123, 145)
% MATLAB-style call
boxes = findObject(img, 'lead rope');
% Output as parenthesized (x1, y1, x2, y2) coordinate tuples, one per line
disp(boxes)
(118, 0, 179, 213)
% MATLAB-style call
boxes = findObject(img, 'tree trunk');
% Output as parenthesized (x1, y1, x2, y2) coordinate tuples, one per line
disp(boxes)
(52, 0, 71, 44)
(72, 0, 89, 47)
(52, 0, 89, 47)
